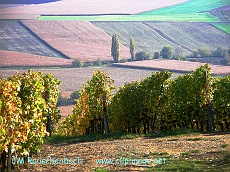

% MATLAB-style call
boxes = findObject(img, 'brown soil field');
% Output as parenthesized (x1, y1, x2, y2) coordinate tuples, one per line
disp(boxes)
(114, 59, 230, 75)
(21, 20, 130, 61)
(58, 105, 74, 119)
(0, 50, 73, 67)
(0, 0, 188, 19)
(1, 67, 179, 92)
(16, 133, 229, 171)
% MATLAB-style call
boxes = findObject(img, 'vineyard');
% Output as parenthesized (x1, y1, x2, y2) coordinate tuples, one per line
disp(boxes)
(0, 71, 61, 171)
(58, 64, 230, 137)
(1, 65, 230, 171)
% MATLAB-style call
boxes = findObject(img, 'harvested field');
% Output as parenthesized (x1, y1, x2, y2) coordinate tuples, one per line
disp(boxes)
(113, 59, 230, 75)
(22, 20, 130, 61)
(0, 0, 188, 19)
(58, 105, 74, 119)
(0, 66, 182, 92)
(0, 50, 73, 67)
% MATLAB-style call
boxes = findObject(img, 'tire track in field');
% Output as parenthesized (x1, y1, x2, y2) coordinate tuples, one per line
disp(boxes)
(142, 22, 193, 52)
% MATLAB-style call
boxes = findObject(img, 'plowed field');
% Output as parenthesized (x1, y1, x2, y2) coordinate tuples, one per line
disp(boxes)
(0, 50, 73, 67)
(0, 67, 182, 92)
(114, 59, 230, 75)
(22, 20, 130, 61)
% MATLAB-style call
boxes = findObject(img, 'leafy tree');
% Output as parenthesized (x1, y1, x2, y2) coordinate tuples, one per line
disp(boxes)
(153, 52, 160, 59)
(135, 51, 151, 61)
(130, 37, 135, 61)
(111, 34, 120, 63)
(72, 58, 83, 67)
(223, 52, 230, 65)
(212, 47, 225, 57)
(193, 47, 211, 57)
(160, 46, 172, 59)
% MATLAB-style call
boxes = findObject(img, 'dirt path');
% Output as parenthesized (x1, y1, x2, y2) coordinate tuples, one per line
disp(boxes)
(17, 133, 230, 171)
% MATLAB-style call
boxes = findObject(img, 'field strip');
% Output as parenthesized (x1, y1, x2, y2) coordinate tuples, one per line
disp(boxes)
(0, 50, 73, 67)
(0, 20, 68, 58)
(113, 59, 230, 75)
(142, 22, 193, 52)
(22, 20, 130, 61)
(19, 21, 70, 59)
(0, 67, 182, 92)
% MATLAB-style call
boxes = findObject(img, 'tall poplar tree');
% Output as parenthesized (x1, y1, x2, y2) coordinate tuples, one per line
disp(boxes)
(130, 37, 135, 61)
(111, 34, 120, 63)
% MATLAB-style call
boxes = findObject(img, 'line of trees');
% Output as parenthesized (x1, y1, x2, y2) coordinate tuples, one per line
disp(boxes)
(57, 64, 230, 136)
(111, 34, 230, 65)
(0, 71, 60, 171)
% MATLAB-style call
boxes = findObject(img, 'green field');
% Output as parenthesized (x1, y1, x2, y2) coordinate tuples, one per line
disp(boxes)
(212, 23, 230, 34)
(140, 0, 230, 15)
(39, 0, 230, 22)
(39, 13, 216, 22)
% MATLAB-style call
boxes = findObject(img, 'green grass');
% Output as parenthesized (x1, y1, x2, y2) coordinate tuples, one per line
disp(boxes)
(91, 152, 230, 172)
(45, 129, 200, 145)
(146, 152, 230, 172)
(212, 23, 230, 34)
(186, 137, 202, 141)
(45, 132, 143, 144)
(140, 0, 230, 15)
(39, 13, 216, 22)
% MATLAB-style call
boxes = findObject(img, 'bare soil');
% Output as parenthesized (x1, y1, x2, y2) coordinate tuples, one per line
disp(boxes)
(0, 66, 181, 92)
(22, 20, 130, 61)
(114, 59, 230, 75)
(17, 133, 230, 171)
(0, 0, 188, 19)
(0, 50, 73, 67)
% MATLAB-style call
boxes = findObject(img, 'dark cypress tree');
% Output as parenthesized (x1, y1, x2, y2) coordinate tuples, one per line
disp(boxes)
(130, 37, 135, 61)
(111, 34, 120, 63)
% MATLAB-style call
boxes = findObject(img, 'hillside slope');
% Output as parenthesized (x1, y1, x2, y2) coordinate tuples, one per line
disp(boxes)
(92, 21, 230, 55)
(22, 20, 130, 61)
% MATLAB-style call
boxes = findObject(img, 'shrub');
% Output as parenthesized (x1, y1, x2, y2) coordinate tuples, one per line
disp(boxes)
(93, 58, 102, 66)
(153, 52, 160, 59)
(160, 46, 172, 59)
(72, 58, 83, 67)
(120, 58, 128, 63)
(135, 51, 151, 61)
